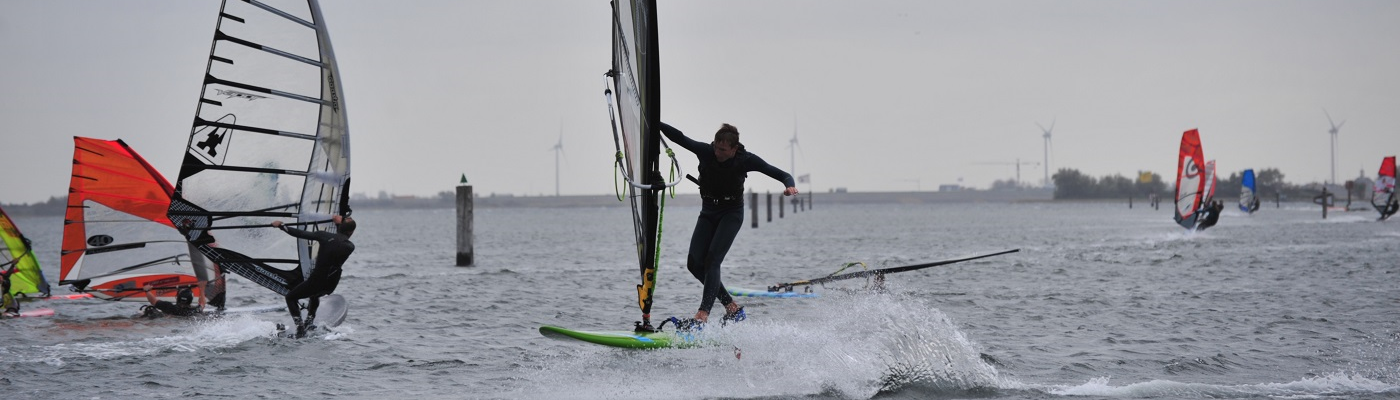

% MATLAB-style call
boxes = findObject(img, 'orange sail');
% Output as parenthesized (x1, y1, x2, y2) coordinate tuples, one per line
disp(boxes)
(61, 137, 209, 301)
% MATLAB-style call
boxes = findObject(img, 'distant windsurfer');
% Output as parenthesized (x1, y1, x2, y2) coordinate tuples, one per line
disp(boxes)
(2, 264, 19, 318)
(660, 122, 797, 325)
(271, 215, 356, 338)
(141, 283, 204, 318)
(1, 237, 34, 318)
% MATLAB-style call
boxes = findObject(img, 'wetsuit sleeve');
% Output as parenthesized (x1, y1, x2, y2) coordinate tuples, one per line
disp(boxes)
(745, 153, 796, 188)
(280, 226, 334, 243)
(659, 122, 709, 156)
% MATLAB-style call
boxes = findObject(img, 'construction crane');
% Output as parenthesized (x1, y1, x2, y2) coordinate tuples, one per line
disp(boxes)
(973, 158, 1041, 187)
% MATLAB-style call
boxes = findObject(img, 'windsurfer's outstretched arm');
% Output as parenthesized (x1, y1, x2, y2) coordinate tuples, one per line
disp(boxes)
(746, 153, 799, 196)
(659, 122, 709, 155)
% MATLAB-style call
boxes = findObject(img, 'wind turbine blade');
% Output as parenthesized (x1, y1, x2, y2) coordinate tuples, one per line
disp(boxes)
(1336, 120, 1345, 130)
(1036, 121, 1047, 133)
(1324, 108, 1336, 128)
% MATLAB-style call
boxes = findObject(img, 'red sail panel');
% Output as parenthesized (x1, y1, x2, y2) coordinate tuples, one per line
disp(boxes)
(62, 138, 201, 301)
(1174, 129, 1206, 229)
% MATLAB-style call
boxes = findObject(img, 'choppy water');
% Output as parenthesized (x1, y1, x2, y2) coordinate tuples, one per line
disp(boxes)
(3, 201, 1399, 399)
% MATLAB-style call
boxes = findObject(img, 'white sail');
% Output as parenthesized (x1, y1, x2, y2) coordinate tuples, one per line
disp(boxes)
(168, 0, 351, 295)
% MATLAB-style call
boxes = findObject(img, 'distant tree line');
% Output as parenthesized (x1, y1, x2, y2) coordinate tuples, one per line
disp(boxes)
(1051, 167, 1368, 201)
(0, 196, 65, 216)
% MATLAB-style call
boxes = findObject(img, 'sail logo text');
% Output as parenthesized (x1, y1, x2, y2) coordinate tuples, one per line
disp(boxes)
(215, 89, 267, 101)
(326, 72, 340, 112)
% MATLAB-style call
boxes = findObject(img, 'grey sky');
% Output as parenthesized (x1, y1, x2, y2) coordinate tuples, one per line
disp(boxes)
(2, 1, 1398, 204)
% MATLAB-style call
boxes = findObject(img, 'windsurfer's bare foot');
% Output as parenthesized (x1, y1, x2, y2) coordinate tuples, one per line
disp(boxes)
(694, 310, 709, 322)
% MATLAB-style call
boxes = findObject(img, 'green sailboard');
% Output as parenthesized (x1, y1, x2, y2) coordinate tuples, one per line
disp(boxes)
(540, 325, 699, 349)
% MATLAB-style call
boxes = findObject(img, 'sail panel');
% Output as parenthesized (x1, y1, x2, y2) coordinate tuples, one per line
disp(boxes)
(1239, 169, 1257, 213)
(170, 0, 350, 296)
(0, 206, 49, 298)
(1203, 160, 1217, 204)
(61, 137, 205, 301)
(611, 0, 662, 322)
(1174, 129, 1205, 229)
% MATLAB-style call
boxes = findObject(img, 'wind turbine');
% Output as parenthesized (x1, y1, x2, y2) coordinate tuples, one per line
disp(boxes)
(1324, 109, 1344, 185)
(551, 123, 565, 196)
(1037, 120, 1055, 188)
(788, 117, 803, 186)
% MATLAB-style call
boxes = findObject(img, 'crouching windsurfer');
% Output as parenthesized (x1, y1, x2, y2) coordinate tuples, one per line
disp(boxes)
(141, 283, 204, 317)
(270, 215, 356, 338)
(1197, 200, 1223, 231)
(660, 122, 797, 326)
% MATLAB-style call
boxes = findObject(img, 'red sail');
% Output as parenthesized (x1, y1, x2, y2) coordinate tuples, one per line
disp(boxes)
(1174, 129, 1206, 229)
(62, 138, 204, 301)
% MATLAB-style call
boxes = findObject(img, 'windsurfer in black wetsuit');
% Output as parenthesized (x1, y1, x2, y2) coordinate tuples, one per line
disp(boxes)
(1197, 200, 1223, 231)
(661, 122, 797, 325)
(141, 284, 203, 318)
(271, 215, 356, 338)
(2, 237, 35, 318)
(1, 264, 18, 318)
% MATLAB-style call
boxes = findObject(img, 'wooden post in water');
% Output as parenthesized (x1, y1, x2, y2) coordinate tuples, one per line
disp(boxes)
(799, 197, 805, 212)
(766, 192, 772, 222)
(1129, 195, 1133, 209)
(1319, 187, 1329, 219)
(456, 175, 474, 267)
(808, 192, 812, 210)
(750, 191, 758, 228)
(779, 195, 785, 219)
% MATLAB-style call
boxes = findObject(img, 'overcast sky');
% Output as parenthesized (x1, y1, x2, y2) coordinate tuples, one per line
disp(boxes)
(3, 1, 1398, 204)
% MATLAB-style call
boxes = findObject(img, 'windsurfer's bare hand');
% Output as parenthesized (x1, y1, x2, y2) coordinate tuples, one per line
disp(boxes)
(271, 220, 283, 228)
(784, 187, 798, 196)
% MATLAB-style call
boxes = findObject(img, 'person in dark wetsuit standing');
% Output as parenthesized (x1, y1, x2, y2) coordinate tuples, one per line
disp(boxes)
(661, 122, 798, 324)
(271, 215, 355, 338)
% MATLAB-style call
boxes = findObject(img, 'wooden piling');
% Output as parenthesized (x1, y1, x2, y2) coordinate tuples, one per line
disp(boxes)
(750, 191, 758, 228)
(456, 180, 474, 267)
(766, 192, 772, 222)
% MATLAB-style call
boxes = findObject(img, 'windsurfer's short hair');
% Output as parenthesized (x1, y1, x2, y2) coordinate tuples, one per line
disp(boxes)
(337, 217, 356, 237)
(714, 124, 744, 151)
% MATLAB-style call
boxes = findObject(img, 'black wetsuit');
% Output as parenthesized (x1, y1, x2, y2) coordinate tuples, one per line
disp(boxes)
(278, 226, 354, 326)
(145, 301, 200, 317)
(1, 267, 16, 315)
(1197, 202, 1222, 231)
(660, 122, 796, 314)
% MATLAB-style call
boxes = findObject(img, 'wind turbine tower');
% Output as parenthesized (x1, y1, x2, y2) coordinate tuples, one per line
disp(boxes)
(1324, 109, 1344, 185)
(552, 125, 565, 196)
(788, 120, 801, 182)
(1037, 120, 1055, 187)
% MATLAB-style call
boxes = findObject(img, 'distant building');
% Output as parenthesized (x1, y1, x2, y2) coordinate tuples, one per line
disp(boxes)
(938, 184, 964, 192)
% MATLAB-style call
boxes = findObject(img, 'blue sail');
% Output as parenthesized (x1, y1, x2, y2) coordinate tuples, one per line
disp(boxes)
(1239, 169, 1258, 213)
